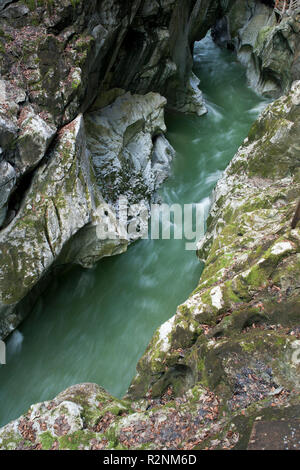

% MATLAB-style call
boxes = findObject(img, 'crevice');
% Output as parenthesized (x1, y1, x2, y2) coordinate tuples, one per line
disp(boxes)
(0, 0, 18, 14)
(1, 168, 34, 229)
(1, 130, 60, 230)
(52, 197, 62, 235)
(44, 220, 55, 259)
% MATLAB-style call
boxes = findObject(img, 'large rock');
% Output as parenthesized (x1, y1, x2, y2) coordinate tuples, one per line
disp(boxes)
(106, 0, 213, 117)
(213, 0, 300, 97)
(125, 82, 300, 421)
(0, 0, 227, 134)
(0, 0, 234, 220)
(16, 106, 56, 174)
(0, 86, 175, 339)
(85, 91, 174, 205)
(0, 114, 128, 339)
(0, 0, 234, 253)
(0, 0, 233, 332)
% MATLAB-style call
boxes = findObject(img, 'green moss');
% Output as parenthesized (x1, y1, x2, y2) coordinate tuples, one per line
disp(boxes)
(240, 340, 256, 353)
(244, 265, 268, 289)
(70, 0, 81, 7)
(71, 78, 81, 90)
(255, 26, 273, 49)
(22, 0, 54, 12)
(223, 280, 242, 304)
(177, 304, 192, 318)
(40, 431, 56, 450)
(0, 432, 26, 450)
(196, 357, 209, 388)
(58, 430, 99, 450)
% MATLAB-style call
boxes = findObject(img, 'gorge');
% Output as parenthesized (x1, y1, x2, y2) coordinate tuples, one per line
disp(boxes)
(0, 0, 299, 451)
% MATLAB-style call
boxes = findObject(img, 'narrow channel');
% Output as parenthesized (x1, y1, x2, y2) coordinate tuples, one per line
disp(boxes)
(0, 34, 267, 427)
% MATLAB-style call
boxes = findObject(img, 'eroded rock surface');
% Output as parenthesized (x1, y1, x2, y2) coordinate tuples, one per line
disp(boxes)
(1, 80, 299, 451)
(0, 0, 233, 227)
(0, 114, 128, 338)
(0, 0, 235, 337)
(127, 82, 300, 405)
(213, 0, 300, 98)
(85, 91, 175, 205)
(2, 380, 299, 450)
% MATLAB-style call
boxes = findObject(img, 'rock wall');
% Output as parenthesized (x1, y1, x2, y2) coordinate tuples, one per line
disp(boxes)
(0, 0, 300, 448)
(127, 81, 300, 403)
(0, 0, 235, 338)
(1, 82, 300, 450)
(0, 0, 235, 232)
(85, 90, 175, 206)
(212, 0, 300, 97)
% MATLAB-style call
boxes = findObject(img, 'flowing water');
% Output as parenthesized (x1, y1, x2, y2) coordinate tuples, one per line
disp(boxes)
(0, 34, 267, 427)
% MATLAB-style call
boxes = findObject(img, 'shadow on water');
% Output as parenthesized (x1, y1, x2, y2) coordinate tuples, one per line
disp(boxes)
(0, 34, 268, 427)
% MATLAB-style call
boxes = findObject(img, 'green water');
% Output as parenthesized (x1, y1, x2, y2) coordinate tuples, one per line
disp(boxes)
(0, 35, 267, 427)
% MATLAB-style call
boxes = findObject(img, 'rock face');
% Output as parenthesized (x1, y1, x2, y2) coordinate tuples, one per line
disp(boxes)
(1, 81, 300, 451)
(0, 0, 235, 207)
(0, 87, 176, 338)
(0, 114, 128, 338)
(0, 0, 235, 337)
(85, 91, 175, 205)
(127, 81, 300, 403)
(0, 0, 300, 452)
(213, 0, 300, 97)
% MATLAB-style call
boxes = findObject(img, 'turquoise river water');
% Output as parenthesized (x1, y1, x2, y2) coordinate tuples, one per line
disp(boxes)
(0, 35, 267, 427)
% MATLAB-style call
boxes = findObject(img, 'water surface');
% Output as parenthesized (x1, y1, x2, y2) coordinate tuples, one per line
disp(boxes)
(0, 35, 267, 427)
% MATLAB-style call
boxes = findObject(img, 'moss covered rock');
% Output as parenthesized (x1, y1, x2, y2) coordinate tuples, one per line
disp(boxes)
(1, 74, 300, 455)
(124, 82, 300, 437)
(213, 1, 300, 98)
(0, 114, 128, 339)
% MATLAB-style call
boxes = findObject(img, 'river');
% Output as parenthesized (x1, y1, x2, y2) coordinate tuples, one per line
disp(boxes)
(0, 34, 267, 427)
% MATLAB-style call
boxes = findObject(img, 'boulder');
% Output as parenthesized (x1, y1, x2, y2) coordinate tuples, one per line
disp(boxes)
(85, 91, 173, 205)
(16, 107, 56, 174)
(0, 114, 128, 339)
(213, 1, 300, 97)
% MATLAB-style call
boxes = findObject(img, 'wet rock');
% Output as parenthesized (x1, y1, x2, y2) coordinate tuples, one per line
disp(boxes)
(213, 1, 300, 97)
(126, 83, 300, 422)
(85, 91, 173, 205)
(16, 106, 56, 174)
(0, 114, 128, 339)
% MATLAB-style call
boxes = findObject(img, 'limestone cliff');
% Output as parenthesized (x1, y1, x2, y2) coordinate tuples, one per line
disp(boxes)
(213, 0, 300, 97)
(0, 0, 232, 338)
(1, 79, 299, 451)
(1, 0, 299, 451)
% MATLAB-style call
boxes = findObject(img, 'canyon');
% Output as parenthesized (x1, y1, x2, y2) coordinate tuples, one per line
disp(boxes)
(0, 0, 299, 450)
